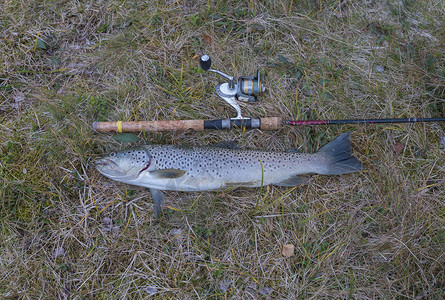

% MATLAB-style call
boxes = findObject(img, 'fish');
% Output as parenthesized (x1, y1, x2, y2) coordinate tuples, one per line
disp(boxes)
(96, 132, 365, 217)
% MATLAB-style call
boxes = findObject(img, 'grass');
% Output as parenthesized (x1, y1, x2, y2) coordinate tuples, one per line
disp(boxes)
(1, 0, 444, 298)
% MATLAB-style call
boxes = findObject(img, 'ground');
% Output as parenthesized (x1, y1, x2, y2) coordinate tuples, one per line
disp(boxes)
(1, 0, 444, 299)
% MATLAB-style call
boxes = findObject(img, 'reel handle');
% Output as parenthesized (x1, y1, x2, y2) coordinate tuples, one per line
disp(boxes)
(199, 55, 211, 71)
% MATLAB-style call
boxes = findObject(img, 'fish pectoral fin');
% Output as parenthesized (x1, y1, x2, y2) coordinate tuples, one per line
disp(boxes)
(149, 188, 165, 218)
(275, 175, 308, 187)
(149, 169, 186, 179)
(225, 181, 256, 188)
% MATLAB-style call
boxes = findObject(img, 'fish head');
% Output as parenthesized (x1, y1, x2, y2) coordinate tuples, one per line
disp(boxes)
(96, 147, 152, 181)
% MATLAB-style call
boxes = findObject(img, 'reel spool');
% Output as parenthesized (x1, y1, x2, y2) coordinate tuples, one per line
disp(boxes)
(237, 71, 263, 102)
(199, 55, 265, 119)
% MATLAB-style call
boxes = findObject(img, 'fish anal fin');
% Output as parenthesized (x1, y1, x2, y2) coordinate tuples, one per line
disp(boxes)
(276, 175, 308, 187)
(150, 169, 186, 179)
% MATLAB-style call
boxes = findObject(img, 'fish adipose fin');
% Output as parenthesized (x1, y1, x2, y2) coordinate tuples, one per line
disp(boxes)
(150, 169, 186, 179)
(318, 132, 365, 175)
(150, 188, 165, 218)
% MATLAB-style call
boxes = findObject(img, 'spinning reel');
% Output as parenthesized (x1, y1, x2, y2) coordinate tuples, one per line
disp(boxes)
(199, 54, 265, 119)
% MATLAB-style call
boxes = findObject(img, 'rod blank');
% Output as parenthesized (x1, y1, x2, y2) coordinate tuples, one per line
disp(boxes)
(286, 117, 445, 125)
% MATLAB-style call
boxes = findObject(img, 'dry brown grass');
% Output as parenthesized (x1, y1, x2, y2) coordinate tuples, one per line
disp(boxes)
(1, 0, 444, 299)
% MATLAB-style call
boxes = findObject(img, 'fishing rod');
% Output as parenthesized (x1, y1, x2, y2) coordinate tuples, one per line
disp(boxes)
(93, 117, 445, 133)
(93, 55, 444, 133)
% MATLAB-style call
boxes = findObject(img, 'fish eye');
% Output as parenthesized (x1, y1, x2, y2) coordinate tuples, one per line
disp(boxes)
(110, 152, 116, 157)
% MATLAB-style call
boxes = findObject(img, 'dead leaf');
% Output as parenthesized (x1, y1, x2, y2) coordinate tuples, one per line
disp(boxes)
(13, 91, 25, 103)
(219, 279, 232, 293)
(392, 142, 403, 153)
(52, 246, 66, 258)
(203, 34, 211, 45)
(102, 217, 113, 232)
(145, 287, 157, 296)
(251, 24, 265, 31)
(282, 244, 295, 257)
(258, 287, 274, 295)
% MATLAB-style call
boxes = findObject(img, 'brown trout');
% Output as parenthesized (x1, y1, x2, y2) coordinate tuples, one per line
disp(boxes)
(96, 132, 365, 217)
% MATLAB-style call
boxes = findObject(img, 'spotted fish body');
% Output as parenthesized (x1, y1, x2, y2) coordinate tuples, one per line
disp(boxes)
(96, 132, 364, 216)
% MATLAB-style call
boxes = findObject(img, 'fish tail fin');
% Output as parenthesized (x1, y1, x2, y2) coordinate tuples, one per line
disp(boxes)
(317, 132, 365, 175)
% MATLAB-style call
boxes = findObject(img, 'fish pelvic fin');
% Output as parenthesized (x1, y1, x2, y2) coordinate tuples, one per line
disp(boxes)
(318, 132, 365, 175)
(150, 188, 165, 218)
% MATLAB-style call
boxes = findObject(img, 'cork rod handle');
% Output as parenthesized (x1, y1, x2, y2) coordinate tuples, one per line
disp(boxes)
(93, 120, 205, 133)
(93, 117, 283, 133)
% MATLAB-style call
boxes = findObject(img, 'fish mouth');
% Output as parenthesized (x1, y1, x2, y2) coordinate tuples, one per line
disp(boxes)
(95, 158, 138, 179)
(95, 158, 121, 175)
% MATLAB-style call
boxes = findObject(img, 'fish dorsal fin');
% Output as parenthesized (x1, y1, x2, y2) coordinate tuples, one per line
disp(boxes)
(275, 175, 308, 187)
(209, 141, 239, 149)
(149, 169, 186, 179)
(286, 148, 300, 153)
